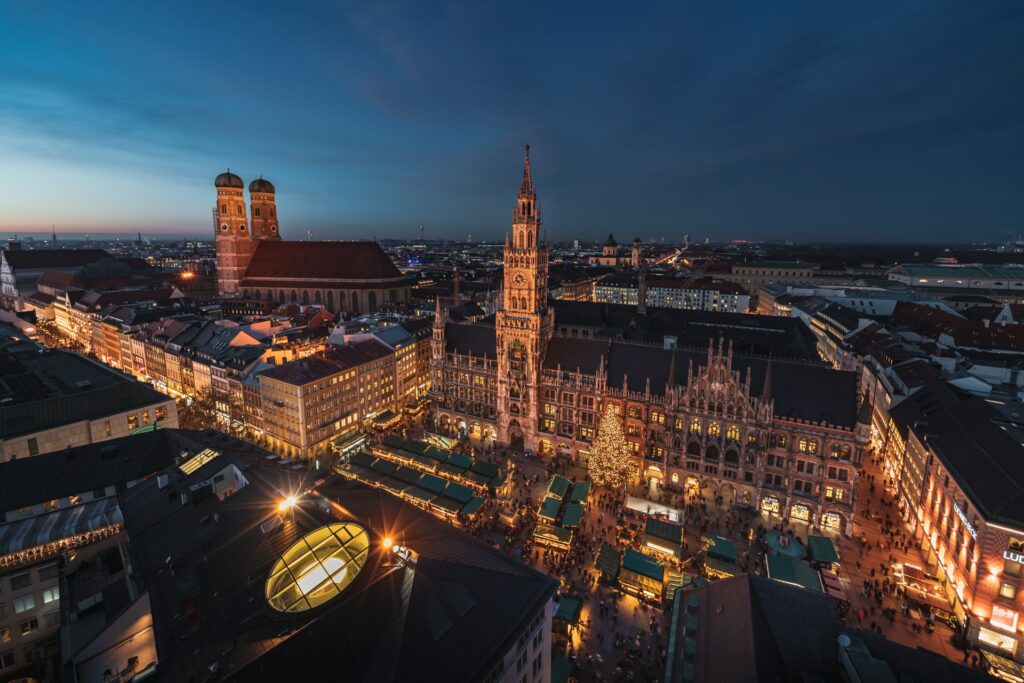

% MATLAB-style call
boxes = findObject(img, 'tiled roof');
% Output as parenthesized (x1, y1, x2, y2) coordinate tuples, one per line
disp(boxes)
(242, 241, 403, 281)
(443, 322, 497, 359)
(259, 338, 393, 385)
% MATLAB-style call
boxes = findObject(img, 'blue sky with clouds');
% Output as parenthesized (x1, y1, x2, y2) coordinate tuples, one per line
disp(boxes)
(0, 2, 1021, 242)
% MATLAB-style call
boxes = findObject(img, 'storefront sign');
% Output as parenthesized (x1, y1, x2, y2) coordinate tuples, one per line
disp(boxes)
(979, 626, 1017, 653)
(952, 502, 977, 539)
(991, 605, 1020, 633)
(1005, 538, 1024, 564)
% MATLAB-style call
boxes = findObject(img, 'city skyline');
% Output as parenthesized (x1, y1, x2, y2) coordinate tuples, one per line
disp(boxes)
(1, 3, 1022, 243)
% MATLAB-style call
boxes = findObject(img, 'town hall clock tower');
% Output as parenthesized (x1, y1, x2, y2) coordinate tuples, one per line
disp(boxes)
(496, 146, 553, 450)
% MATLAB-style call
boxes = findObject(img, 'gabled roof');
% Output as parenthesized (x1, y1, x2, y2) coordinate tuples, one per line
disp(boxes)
(242, 241, 403, 281)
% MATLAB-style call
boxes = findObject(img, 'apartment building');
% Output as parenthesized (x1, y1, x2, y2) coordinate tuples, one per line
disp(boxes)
(0, 338, 176, 463)
(259, 339, 396, 460)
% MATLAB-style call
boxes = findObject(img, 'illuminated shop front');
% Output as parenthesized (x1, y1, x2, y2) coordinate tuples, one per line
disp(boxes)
(760, 496, 780, 517)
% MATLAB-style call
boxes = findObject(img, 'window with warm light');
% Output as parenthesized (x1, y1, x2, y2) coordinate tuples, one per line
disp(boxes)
(265, 523, 369, 613)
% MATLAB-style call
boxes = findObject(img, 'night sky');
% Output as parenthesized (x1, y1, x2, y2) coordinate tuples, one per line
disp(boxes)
(1, 2, 1022, 242)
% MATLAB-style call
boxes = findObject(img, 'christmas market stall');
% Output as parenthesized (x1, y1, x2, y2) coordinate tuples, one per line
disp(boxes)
(620, 548, 666, 603)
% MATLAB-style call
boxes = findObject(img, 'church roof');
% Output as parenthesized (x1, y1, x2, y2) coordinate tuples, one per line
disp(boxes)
(443, 322, 496, 359)
(551, 300, 817, 360)
(542, 337, 859, 427)
(242, 241, 403, 282)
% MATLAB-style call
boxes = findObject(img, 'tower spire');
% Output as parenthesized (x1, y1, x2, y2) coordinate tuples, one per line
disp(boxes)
(520, 144, 533, 197)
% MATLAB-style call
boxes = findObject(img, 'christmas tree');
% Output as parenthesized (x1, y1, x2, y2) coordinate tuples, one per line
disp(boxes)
(588, 403, 631, 488)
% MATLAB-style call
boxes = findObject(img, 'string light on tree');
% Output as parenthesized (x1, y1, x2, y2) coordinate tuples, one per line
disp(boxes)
(588, 403, 631, 488)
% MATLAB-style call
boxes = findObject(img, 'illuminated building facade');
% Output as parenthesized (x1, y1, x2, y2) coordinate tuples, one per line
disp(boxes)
(212, 172, 409, 311)
(896, 397, 1024, 663)
(431, 149, 866, 534)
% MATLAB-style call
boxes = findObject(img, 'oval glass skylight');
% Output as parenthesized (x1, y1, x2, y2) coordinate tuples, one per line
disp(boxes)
(265, 523, 369, 613)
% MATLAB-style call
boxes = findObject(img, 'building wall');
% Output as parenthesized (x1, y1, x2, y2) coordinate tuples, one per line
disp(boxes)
(0, 402, 177, 463)
(484, 597, 553, 683)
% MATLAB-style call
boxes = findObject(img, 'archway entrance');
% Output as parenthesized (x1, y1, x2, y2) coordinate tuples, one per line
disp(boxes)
(760, 496, 781, 518)
(789, 503, 812, 525)
(508, 420, 524, 450)
(719, 482, 737, 508)
(646, 465, 663, 499)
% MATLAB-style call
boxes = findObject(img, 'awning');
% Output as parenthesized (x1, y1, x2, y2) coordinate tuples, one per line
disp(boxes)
(645, 517, 683, 546)
(595, 543, 621, 579)
(404, 487, 436, 504)
(534, 524, 573, 548)
(551, 656, 573, 683)
(470, 460, 499, 478)
(703, 556, 740, 578)
(539, 496, 562, 521)
(554, 596, 583, 624)
(623, 548, 664, 583)
(461, 497, 485, 517)
(445, 453, 472, 470)
(704, 535, 737, 563)
(547, 475, 570, 499)
(560, 501, 584, 528)
(418, 473, 447, 494)
(568, 481, 590, 503)
(370, 410, 399, 426)
(0, 497, 122, 555)
(766, 555, 823, 593)
(442, 482, 474, 504)
(808, 535, 840, 565)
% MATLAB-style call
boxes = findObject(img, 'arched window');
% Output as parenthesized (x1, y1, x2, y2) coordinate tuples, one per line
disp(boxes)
(689, 418, 702, 434)
(315, 290, 322, 304)
(726, 425, 740, 441)
(708, 421, 721, 437)
(327, 291, 334, 310)
(724, 449, 739, 466)
(291, 290, 298, 303)
(368, 291, 377, 311)
(350, 291, 359, 314)
(279, 290, 285, 303)
(705, 445, 720, 461)
(528, 232, 534, 249)
(302, 290, 310, 304)
(798, 438, 818, 454)
(687, 441, 701, 456)
(254, 289, 261, 299)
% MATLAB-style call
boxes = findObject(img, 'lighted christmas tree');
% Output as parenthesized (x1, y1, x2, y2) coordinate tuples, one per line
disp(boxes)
(588, 403, 631, 488)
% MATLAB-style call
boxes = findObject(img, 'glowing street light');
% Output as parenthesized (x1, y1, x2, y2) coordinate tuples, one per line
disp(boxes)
(278, 495, 298, 512)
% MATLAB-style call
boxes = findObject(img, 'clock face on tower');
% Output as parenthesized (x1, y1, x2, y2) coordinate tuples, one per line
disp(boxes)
(513, 273, 525, 285)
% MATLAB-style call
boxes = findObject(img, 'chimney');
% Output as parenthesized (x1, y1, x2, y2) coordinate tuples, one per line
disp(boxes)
(664, 335, 677, 350)
(157, 474, 170, 490)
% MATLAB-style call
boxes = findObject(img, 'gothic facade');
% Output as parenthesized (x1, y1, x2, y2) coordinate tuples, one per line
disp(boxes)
(430, 149, 867, 534)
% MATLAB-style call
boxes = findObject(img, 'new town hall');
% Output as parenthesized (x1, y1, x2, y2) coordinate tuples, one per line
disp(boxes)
(431, 148, 869, 534)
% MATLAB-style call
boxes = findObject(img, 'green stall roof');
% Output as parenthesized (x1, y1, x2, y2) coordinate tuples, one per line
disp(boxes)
(381, 434, 405, 449)
(539, 496, 562, 521)
(767, 555, 824, 593)
(554, 596, 583, 624)
(568, 481, 591, 503)
(470, 460, 499, 478)
(534, 524, 573, 545)
(404, 487, 436, 503)
(394, 466, 422, 486)
(423, 445, 447, 461)
(403, 440, 430, 456)
(595, 543, 621, 579)
(349, 451, 375, 468)
(443, 482, 474, 504)
(371, 459, 397, 477)
(705, 535, 738, 563)
(560, 501, 584, 528)
(623, 548, 664, 583)
(446, 452, 473, 470)
(461, 497, 485, 516)
(431, 497, 463, 513)
(645, 517, 683, 545)
(808, 535, 840, 565)
(418, 473, 447, 494)
(547, 475, 570, 499)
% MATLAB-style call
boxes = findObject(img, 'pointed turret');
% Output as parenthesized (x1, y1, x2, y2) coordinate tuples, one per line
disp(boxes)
(857, 392, 874, 425)
(520, 144, 534, 197)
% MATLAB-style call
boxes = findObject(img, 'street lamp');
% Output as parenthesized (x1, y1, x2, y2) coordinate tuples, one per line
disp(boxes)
(278, 495, 298, 512)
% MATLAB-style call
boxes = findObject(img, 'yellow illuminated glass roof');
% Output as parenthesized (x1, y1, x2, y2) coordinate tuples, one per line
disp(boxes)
(265, 523, 369, 613)
(178, 447, 221, 475)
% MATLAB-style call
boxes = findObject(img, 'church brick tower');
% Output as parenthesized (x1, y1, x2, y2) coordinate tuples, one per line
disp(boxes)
(249, 177, 281, 240)
(214, 170, 254, 296)
(496, 146, 552, 450)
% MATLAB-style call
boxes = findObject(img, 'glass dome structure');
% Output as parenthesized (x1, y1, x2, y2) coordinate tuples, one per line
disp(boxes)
(265, 523, 369, 613)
